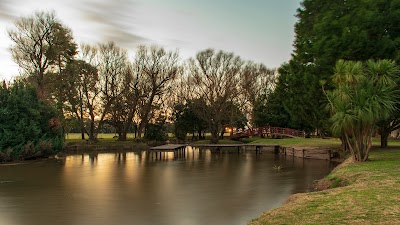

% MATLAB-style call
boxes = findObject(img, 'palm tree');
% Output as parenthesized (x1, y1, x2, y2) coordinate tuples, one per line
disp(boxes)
(326, 59, 399, 161)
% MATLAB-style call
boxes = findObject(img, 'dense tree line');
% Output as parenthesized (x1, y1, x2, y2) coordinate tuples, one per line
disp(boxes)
(3, 10, 277, 146)
(254, 0, 400, 161)
(259, 0, 400, 134)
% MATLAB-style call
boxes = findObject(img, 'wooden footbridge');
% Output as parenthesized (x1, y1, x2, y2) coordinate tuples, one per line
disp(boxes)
(230, 126, 305, 139)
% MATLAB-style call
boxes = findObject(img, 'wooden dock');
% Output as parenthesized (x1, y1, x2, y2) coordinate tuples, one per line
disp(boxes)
(148, 144, 187, 159)
(148, 143, 338, 161)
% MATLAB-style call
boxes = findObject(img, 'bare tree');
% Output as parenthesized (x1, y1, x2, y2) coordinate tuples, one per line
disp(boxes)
(94, 42, 144, 141)
(64, 60, 99, 140)
(97, 42, 132, 139)
(241, 62, 277, 124)
(135, 45, 180, 138)
(74, 42, 133, 141)
(188, 49, 243, 143)
(8, 11, 77, 98)
(116, 66, 143, 140)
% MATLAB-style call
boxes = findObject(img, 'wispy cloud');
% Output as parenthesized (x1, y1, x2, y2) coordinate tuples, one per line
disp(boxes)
(78, 0, 150, 47)
(0, 0, 301, 79)
(0, 0, 15, 20)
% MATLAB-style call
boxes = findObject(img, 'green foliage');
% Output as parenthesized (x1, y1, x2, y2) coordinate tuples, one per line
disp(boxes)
(172, 101, 207, 141)
(144, 117, 168, 142)
(222, 102, 248, 129)
(253, 92, 290, 128)
(272, 0, 400, 133)
(0, 81, 63, 161)
(326, 59, 399, 161)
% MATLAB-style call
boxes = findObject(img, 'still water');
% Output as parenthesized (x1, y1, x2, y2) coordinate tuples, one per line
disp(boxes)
(0, 147, 336, 225)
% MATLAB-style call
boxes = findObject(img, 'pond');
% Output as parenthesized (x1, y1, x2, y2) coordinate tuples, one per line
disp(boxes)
(0, 147, 336, 225)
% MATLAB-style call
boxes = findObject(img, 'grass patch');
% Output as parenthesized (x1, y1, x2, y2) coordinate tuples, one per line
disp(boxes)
(191, 139, 244, 144)
(245, 136, 400, 149)
(244, 137, 342, 148)
(249, 149, 400, 225)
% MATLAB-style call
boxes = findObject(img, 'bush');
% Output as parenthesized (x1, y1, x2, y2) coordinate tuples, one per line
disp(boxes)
(0, 81, 63, 161)
(144, 123, 167, 142)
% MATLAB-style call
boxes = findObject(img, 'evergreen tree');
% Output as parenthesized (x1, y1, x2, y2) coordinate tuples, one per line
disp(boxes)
(172, 101, 207, 141)
(275, 0, 400, 134)
(0, 81, 63, 162)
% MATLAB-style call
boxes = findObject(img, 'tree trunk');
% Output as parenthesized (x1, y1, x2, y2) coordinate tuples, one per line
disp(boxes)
(80, 124, 85, 140)
(119, 133, 127, 141)
(79, 104, 85, 140)
(138, 93, 156, 139)
(210, 131, 219, 144)
(88, 119, 97, 142)
(381, 130, 389, 148)
(220, 129, 225, 139)
(119, 99, 139, 141)
(115, 123, 127, 141)
(210, 124, 220, 144)
(339, 134, 347, 152)
(134, 124, 137, 138)
(137, 126, 143, 139)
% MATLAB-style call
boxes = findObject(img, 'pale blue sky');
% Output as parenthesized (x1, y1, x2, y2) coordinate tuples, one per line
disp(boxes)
(0, 0, 302, 80)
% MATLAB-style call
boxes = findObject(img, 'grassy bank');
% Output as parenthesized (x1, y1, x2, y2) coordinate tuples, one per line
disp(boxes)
(190, 139, 244, 144)
(249, 149, 400, 225)
(244, 137, 342, 148)
(246, 137, 400, 148)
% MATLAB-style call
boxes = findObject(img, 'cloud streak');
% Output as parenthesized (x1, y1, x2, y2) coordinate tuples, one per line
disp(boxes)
(0, 0, 302, 79)
(78, 0, 150, 48)
(0, 0, 16, 20)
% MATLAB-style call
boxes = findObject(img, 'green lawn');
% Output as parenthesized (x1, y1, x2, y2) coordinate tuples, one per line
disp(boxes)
(65, 132, 234, 142)
(66, 132, 400, 148)
(249, 148, 400, 225)
(244, 136, 400, 148)
(191, 139, 244, 144)
(244, 137, 342, 148)
(65, 133, 139, 141)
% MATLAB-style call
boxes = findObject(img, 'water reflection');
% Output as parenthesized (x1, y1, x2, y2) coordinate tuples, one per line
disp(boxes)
(0, 147, 336, 225)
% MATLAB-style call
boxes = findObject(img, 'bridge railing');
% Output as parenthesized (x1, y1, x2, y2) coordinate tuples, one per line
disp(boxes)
(230, 126, 305, 138)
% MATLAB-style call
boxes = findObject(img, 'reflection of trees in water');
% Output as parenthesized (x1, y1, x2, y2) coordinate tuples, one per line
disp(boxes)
(0, 152, 335, 225)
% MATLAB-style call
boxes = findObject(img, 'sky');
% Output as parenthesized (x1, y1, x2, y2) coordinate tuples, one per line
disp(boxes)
(0, 0, 302, 81)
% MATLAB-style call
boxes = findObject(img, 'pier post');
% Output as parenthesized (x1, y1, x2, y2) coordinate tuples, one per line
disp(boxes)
(256, 146, 261, 155)
(274, 145, 280, 154)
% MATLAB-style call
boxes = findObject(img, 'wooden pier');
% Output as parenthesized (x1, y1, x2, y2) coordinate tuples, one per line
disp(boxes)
(149, 143, 338, 161)
(148, 144, 187, 159)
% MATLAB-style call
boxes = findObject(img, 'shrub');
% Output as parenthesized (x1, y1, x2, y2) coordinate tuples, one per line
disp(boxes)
(0, 81, 63, 161)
